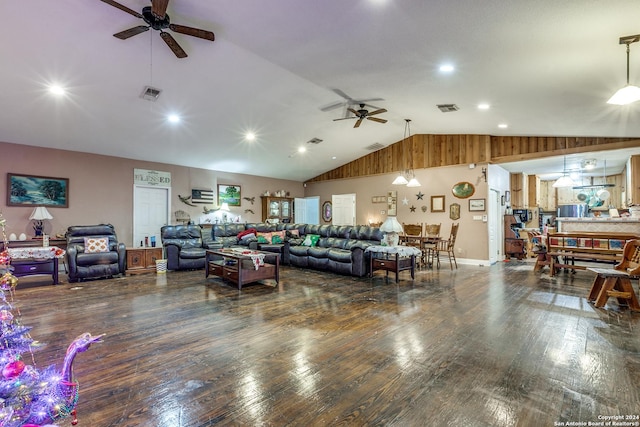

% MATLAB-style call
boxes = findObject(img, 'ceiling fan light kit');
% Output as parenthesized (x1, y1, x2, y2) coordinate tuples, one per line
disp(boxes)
(607, 34, 640, 105)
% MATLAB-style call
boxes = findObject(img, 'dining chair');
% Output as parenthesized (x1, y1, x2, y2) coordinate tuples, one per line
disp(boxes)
(402, 223, 425, 266)
(433, 223, 459, 270)
(423, 223, 441, 267)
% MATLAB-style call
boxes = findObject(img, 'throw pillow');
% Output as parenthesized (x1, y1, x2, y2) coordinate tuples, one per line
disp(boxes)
(84, 237, 109, 253)
(271, 230, 285, 243)
(302, 234, 320, 247)
(256, 232, 272, 243)
(240, 233, 256, 242)
(238, 228, 257, 239)
(272, 234, 283, 244)
(257, 235, 269, 244)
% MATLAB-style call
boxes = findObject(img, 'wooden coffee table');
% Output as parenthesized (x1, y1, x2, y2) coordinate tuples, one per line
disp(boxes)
(206, 249, 279, 289)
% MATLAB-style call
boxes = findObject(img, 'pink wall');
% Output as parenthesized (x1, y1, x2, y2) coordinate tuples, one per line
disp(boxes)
(1, 141, 304, 246)
(304, 164, 491, 261)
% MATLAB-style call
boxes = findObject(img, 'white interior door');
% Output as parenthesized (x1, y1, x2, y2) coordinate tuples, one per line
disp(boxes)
(332, 193, 356, 226)
(134, 186, 170, 248)
(489, 189, 500, 264)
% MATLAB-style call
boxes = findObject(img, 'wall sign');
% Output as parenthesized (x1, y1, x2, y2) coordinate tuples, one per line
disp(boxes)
(134, 169, 171, 188)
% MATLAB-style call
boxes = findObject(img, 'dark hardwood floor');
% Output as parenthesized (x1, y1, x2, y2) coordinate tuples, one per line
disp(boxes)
(11, 260, 640, 427)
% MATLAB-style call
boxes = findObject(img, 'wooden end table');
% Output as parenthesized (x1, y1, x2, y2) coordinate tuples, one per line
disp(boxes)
(206, 249, 279, 289)
(6, 246, 65, 285)
(366, 245, 421, 282)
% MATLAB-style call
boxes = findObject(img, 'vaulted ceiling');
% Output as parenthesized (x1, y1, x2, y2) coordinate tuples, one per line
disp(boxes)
(1, 1, 640, 182)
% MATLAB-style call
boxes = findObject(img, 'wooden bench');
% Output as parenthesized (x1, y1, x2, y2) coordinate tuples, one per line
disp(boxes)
(534, 232, 639, 276)
(586, 239, 640, 311)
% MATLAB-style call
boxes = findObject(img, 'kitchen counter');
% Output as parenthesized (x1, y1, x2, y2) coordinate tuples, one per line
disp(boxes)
(556, 217, 640, 233)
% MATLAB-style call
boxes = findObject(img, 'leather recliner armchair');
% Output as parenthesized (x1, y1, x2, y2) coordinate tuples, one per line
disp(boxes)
(160, 224, 207, 270)
(66, 224, 126, 282)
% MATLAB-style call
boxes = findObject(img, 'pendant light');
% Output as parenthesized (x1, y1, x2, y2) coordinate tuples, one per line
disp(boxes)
(607, 34, 640, 105)
(552, 156, 576, 188)
(392, 119, 421, 187)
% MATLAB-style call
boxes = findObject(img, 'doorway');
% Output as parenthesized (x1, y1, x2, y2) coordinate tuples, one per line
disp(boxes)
(332, 193, 356, 226)
(133, 186, 171, 248)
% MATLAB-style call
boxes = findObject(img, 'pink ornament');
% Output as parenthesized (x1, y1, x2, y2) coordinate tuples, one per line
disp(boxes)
(2, 360, 25, 378)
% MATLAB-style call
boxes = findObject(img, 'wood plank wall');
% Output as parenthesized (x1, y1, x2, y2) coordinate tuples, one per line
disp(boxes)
(306, 135, 640, 183)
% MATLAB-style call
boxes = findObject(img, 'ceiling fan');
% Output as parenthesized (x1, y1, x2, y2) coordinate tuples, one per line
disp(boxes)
(333, 104, 388, 128)
(320, 89, 384, 112)
(99, 0, 215, 58)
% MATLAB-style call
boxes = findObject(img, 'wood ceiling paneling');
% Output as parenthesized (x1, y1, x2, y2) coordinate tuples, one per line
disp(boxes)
(306, 135, 639, 183)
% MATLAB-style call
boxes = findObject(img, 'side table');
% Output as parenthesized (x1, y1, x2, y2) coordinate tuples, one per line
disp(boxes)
(366, 245, 421, 282)
(5, 246, 66, 285)
(126, 247, 163, 274)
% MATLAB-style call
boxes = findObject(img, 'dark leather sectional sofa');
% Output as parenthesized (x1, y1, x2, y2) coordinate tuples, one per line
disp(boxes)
(160, 222, 383, 277)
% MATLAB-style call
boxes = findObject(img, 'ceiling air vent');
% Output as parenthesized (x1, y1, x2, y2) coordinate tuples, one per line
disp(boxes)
(307, 137, 323, 144)
(140, 86, 162, 102)
(437, 103, 459, 112)
(365, 142, 385, 151)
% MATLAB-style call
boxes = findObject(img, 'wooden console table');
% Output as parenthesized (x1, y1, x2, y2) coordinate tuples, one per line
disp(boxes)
(206, 249, 279, 289)
(126, 247, 163, 274)
(366, 245, 421, 282)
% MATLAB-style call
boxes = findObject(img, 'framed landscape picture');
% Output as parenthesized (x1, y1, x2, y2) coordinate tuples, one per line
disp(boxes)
(7, 173, 69, 208)
(469, 198, 486, 211)
(217, 184, 241, 206)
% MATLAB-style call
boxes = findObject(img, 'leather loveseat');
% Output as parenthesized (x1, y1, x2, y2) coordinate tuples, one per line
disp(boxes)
(66, 224, 126, 282)
(160, 224, 210, 271)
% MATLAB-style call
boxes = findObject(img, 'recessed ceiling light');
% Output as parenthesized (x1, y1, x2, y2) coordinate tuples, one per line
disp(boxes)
(439, 64, 455, 73)
(49, 85, 65, 95)
(168, 114, 180, 124)
(332, 156, 337, 160)
(498, 123, 508, 129)
(245, 132, 256, 141)
(298, 147, 306, 153)
(478, 103, 490, 110)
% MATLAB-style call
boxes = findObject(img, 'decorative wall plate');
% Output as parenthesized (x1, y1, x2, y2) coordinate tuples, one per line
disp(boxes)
(452, 181, 475, 199)
(322, 201, 332, 222)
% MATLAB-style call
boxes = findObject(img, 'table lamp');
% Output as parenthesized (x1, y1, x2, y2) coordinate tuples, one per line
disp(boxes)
(380, 216, 403, 246)
(29, 207, 53, 237)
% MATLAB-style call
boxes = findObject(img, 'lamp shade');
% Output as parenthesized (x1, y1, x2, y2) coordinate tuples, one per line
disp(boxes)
(406, 177, 421, 187)
(607, 84, 640, 105)
(552, 175, 575, 188)
(29, 207, 53, 220)
(379, 216, 403, 233)
(220, 202, 230, 211)
(392, 174, 409, 185)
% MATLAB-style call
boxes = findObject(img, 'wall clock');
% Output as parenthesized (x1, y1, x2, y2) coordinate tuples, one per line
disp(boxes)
(452, 181, 475, 199)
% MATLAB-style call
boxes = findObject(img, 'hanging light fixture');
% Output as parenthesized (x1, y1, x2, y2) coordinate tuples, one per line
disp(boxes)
(552, 156, 576, 188)
(392, 119, 421, 187)
(607, 34, 640, 105)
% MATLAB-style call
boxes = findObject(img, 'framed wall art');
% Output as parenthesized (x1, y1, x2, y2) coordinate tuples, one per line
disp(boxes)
(469, 198, 486, 211)
(7, 173, 69, 208)
(431, 195, 445, 212)
(450, 203, 461, 220)
(452, 181, 475, 199)
(217, 184, 241, 206)
(322, 201, 332, 222)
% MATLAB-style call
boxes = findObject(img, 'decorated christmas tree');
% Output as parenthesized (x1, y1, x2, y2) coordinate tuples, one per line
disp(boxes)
(0, 211, 102, 427)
